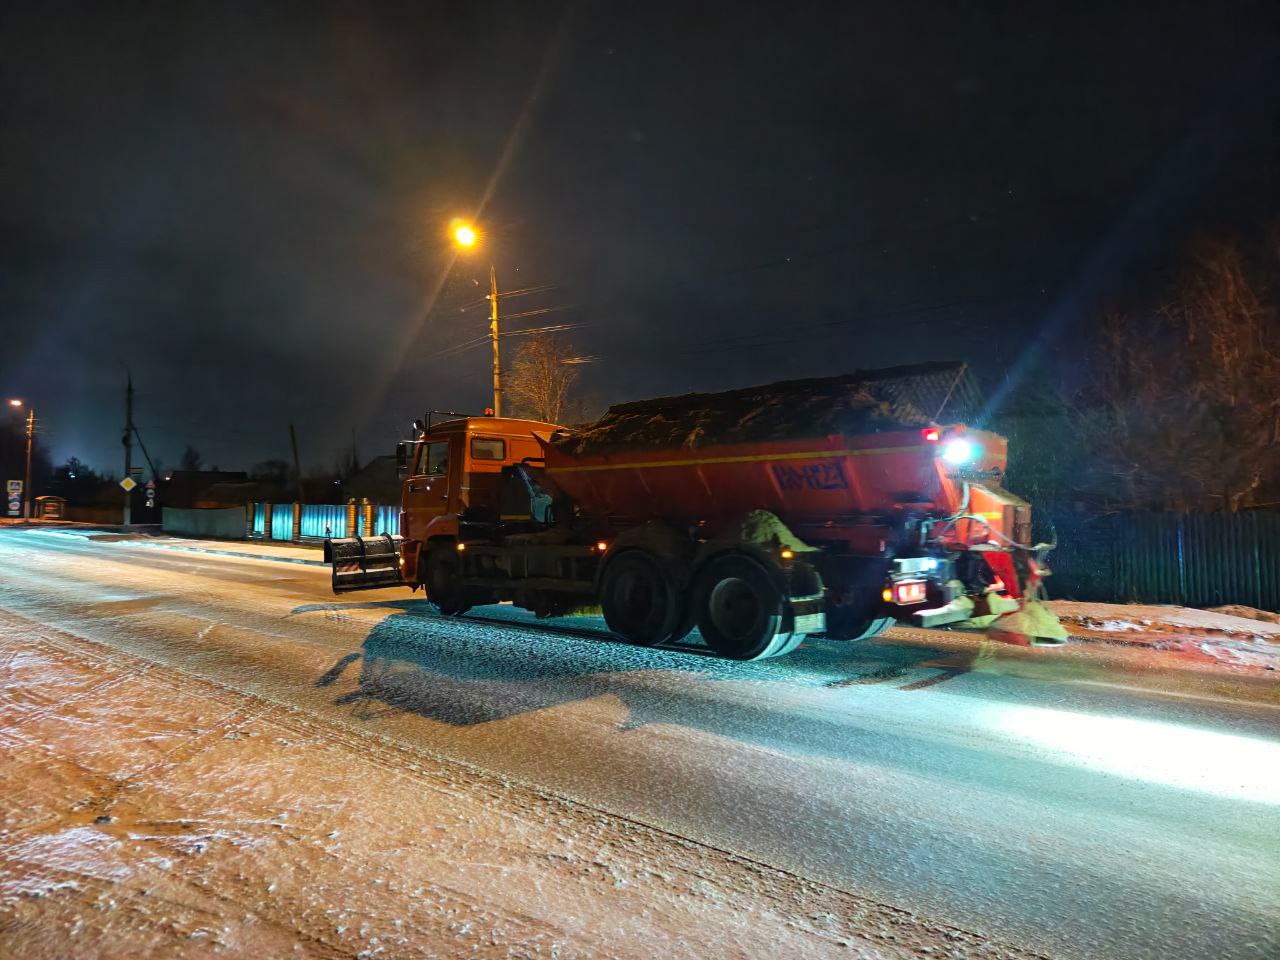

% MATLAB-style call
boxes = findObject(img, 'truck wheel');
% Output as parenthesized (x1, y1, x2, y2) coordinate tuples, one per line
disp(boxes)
(600, 551, 682, 646)
(694, 554, 799, 660)
(852, 617, 894, 641)
(426, 546, 472, 617)
(825, 610, 894, 642)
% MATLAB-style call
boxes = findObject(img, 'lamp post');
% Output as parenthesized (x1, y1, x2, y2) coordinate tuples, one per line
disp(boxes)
(450, 220, 502, 417)
(7, 399, 34, 519)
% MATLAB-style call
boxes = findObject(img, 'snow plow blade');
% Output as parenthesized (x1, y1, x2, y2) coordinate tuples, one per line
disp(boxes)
(324, 534, 405, 594)
(987, 597, 1068, 647)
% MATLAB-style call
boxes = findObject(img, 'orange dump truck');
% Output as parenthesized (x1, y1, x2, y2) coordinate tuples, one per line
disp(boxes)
(325, 363, 1066, 660)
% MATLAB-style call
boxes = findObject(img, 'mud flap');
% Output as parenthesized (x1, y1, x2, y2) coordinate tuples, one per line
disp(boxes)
(324, 534, 405, 594)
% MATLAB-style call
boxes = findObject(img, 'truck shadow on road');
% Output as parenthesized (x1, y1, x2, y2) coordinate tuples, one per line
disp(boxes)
(295, 601, 1255, 826)
(301, 600, 982, 735)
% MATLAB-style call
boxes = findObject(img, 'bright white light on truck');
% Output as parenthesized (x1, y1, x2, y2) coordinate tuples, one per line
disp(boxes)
(941, 437, 979, 465)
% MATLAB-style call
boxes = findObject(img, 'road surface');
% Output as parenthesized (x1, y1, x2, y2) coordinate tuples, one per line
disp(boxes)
(1, 527, 1277, 959)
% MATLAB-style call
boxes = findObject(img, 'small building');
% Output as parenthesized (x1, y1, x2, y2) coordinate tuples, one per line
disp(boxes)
(341, 455, 401, 504)
(163, 471, 253, 509)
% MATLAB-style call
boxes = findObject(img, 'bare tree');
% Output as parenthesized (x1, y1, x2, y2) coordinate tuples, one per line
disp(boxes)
(1071, 240, 1280, 512)
(1174, 241, 1280, 510)
(505, 334, 581, 423)
(1068, 307, 1217, 511)
(179, 445, 203, 472)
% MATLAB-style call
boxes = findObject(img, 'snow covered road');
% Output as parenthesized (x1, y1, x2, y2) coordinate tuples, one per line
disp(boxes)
(1, 528, 1277, 959)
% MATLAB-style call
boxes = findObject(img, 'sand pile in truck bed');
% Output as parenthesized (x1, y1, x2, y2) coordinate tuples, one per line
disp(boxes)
(553, 362, 966, 455)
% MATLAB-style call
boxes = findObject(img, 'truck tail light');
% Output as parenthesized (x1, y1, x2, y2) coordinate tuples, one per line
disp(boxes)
(894, 580, 928, 605)
(922, 427, 941, 443)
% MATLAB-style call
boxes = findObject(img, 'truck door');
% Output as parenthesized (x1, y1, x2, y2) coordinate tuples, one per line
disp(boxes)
(404, 437, 452, 540)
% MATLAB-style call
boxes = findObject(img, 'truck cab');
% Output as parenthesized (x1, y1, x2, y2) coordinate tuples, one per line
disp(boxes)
(396, 415, 558, 583)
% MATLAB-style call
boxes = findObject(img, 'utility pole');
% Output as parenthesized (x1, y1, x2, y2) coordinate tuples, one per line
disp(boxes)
(289, 423, 303, 502)
(22, 408, 34, 520)
(122, 374, 133, 526)
(489, 263, 502, 417)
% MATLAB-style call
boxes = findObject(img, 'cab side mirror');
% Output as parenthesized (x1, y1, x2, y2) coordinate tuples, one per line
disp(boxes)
(396, 441, 413, 479)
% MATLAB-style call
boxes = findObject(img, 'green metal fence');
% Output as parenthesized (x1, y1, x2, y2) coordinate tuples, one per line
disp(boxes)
(1046, 509, 1280, 610)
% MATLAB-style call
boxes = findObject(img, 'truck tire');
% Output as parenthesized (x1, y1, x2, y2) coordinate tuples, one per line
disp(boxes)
(693, 554, 800, 660)
(426, 545, 472, 617)
(600, 551, 683, 646)
(824, 610, 894, 642)
(851, 617, 894, 641)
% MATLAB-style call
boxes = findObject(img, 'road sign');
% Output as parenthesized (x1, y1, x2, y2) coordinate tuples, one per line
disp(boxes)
(119, 477, 137, 492)
(6, 495, 20, 517)
(145, 479, 156, 489)
(129, 466, 144, 476)
(6, 480, 21, 494)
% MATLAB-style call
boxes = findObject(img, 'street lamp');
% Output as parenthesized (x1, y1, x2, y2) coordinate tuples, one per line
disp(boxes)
(450, 219, 502, 416)
(6, 399, 34, 519)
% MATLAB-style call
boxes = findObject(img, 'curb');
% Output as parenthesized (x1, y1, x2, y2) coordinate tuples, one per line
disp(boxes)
(132, 541, 327, 567)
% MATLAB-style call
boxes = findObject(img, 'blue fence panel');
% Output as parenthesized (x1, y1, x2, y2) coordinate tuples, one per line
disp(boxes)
(252, 503, 266, 536)
(374, 505, 400, 537)
(270, 504, 294, 541)
(299, 504, 347, 539)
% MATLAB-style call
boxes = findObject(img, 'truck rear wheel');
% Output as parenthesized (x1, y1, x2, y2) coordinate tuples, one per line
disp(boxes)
(694, 554, 800, 660)
(600, 551, 682, 646)
(825, 610, 894, 642)
(426, 545, 472, 617)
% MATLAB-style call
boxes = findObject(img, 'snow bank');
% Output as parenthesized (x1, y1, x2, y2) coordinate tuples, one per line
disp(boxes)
(1048, 600, 1280, 671)
(1049, 601, 1280, 640)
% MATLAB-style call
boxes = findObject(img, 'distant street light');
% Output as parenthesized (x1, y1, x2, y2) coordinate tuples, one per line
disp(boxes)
(450, 219, 502, 417)
(6, 398, 34, 519)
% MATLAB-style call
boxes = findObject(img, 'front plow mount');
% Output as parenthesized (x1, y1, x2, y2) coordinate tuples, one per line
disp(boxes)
(324, 534, 405, 594)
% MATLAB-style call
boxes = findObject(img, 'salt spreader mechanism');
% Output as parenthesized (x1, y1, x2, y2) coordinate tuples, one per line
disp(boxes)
(324, 363, 1067, 659)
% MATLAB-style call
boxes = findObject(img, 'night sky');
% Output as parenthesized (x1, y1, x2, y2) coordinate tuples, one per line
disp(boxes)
(2, 2, 1277, 477)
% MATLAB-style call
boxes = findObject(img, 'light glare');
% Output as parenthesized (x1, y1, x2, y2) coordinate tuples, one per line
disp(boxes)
(997, 704, 1280, 805)
(452, 223, 477, 248)
(941, 437, 978, 465)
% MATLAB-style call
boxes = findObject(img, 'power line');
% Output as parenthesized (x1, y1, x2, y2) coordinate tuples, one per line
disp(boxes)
(500, 322, 584, 338)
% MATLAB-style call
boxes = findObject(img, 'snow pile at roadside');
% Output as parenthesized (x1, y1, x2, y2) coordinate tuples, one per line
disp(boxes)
(1049, 601, 1280, 640)
(1208, 604, 1280, 625)
(1048, 600, 1280, 670)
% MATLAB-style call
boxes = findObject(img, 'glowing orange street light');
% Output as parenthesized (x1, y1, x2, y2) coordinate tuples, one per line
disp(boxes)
(452, 222, 478, 248)
(7, 399, 21, 408)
